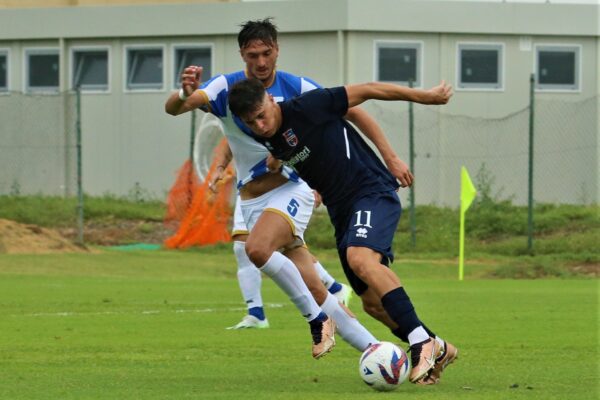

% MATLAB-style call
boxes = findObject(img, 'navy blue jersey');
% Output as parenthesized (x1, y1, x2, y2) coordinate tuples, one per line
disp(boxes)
(255, 86, 399, 207)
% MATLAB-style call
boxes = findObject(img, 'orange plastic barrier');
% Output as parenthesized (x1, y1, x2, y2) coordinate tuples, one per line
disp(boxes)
(164, 140, 234, 248)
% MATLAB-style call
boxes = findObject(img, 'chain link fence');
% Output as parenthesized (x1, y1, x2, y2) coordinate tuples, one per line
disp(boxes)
(0, 88, 596, 240)
(366, 94, 598, 207)
(0, 90, 83, 242)
(0, 91, 78, 197)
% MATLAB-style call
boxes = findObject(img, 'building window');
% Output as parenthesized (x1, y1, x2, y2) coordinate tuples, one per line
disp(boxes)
(536, 45, 580, 91)
(26, 48, 59, 93)
(125, 46, 164, 91)
(173, 45, 212, 89)
(375, 42, 421, 87)
(0, 50, 7, 92)
(458, 43, 503, 90)
(72, 48, 109, 91)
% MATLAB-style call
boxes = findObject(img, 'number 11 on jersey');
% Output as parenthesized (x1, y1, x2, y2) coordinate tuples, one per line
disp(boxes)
(354, 210, 373, 228)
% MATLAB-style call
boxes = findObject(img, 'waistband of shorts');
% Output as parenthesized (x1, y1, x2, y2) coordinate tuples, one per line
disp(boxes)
(239, 180, 308, 206)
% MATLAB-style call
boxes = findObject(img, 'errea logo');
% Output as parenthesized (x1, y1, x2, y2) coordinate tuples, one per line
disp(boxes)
(356, 227, 368, 238)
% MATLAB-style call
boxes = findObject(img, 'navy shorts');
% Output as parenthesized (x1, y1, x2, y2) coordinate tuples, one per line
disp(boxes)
(329, 190, 402, 295)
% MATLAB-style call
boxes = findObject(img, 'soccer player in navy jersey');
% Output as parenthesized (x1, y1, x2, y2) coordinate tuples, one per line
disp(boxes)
(228, 78, 458, 384)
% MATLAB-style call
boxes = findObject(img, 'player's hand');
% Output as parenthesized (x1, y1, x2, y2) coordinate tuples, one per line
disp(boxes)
(426, 80, 453, 105)
(266, 154, 283, 172)
(313, 191, 323, 209)
(386, 155, 413, 188)
(181, 66, 203, 97)
(207, 165, 225, 193)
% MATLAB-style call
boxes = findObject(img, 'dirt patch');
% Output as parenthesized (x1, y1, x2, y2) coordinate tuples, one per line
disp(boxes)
(59, 220, 173, 246)
(567, 263, 600, 278)
(0, 219, 88, 254)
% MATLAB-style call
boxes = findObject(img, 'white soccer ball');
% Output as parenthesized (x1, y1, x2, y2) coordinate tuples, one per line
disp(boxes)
(358, 341, 410, 391)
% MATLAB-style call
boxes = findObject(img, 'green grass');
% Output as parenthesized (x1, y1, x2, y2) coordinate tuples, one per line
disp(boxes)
(0, 195, 164, 227)
(0, 248, 598, 399)
(1, 195, 598, 264)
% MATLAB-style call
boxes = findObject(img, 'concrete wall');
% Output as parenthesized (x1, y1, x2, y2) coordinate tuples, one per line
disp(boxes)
(0, 0, 597, 204)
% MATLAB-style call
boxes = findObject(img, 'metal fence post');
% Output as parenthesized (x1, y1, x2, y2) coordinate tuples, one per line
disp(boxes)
(527, 74, 535, 253)
(76, 87, 84, 245)
(408, 80, 416, 248)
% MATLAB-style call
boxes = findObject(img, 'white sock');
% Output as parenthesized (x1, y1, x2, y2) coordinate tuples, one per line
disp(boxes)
(320, 293, 378, 351)
(233, 241, 263, 310)
(259, 252, 322, 322)
(407, 326, 430, 346)
(435, 336, 445, 350)
(314, 261, 336, 289)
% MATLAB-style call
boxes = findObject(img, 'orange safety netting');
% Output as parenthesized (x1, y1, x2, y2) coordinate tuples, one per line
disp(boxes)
(164, 141, 235, 248)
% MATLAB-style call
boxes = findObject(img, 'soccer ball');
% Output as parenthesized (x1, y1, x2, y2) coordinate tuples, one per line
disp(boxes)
(359, 342, 410, 391)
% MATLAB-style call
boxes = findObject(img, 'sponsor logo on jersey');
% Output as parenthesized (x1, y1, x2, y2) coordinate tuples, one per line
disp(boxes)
(356, 227, 368, 238)
(283, 129, 298, 147)
(283, 146, 311, 168)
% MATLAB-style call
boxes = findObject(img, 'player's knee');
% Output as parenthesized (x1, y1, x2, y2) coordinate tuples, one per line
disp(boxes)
(244, 240, 272, 267)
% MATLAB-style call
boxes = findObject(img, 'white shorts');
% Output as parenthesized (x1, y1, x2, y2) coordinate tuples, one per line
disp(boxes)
(239, 180, 314, 242)
(231, 197, 249, 237)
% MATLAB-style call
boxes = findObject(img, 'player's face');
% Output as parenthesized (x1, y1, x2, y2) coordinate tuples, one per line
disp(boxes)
(241, 94, 278, 138)
(240, 40, 279, 84)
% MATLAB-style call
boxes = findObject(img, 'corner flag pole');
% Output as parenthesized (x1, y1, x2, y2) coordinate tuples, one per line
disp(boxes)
(459, 166, 477, 281)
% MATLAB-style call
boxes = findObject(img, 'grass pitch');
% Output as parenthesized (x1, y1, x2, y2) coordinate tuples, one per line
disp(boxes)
(0, 248, 597, 399)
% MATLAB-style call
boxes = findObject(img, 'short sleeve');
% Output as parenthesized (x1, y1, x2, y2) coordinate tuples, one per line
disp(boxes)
(199, 75, 229, 117)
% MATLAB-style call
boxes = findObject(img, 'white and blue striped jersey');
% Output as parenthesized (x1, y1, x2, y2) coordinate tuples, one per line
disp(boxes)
(199, 70, 320, 189)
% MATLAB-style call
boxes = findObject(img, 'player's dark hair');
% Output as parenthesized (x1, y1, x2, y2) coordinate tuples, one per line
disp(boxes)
(228, 78, 266, 118)
(238, 17, 278, 49)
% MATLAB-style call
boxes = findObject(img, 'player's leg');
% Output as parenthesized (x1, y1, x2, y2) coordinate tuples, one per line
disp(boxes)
(227, 199, 268, 330)
(286, 246, 378, 352)
(361, 285, 457, 384)
(342, 191, 452, 384)
(250, 180, 376, 352)
(312, 255, 353, 306)
(241, 184, 334, 358)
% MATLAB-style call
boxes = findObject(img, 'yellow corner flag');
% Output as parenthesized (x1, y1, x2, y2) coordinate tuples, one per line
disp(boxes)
(459, 166, 477, 281)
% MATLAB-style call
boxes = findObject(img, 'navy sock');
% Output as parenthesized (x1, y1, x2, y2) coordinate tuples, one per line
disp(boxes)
(328, 282, 343, 295)
(381, 287, 421, 342)
(391, 327, 408, 343)
(248, 306, 265, 321)
(309, 311, 328, 325)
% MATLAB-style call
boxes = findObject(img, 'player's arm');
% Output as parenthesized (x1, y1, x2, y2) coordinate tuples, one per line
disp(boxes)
(165, 66, 209, 116)
(345, 80, 453, 108)
(345, 107, 413, 188)
(207, 140, 233, 193)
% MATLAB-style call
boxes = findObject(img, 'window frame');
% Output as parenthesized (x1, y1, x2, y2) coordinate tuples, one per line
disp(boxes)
(534, 44, 581, 93)
(171, 43, 214, 90)
(373, 40, 424, 88)
(123, 44, 165, 93)
(70, 45, 111, 93)
(456, 42, 505, 92)
(24, 47, 61, 94)
(0, 48, 9, 94)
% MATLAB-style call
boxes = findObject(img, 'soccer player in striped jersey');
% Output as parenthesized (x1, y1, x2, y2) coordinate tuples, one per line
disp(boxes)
(227, 78, 458, 384)
(166, 18, 383, 358)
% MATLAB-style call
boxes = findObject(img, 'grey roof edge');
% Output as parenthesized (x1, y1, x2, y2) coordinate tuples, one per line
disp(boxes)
(0, 0, 597, 41)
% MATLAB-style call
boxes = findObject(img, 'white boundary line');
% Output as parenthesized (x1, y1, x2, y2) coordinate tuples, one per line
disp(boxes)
(11, 303, 286, 318)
